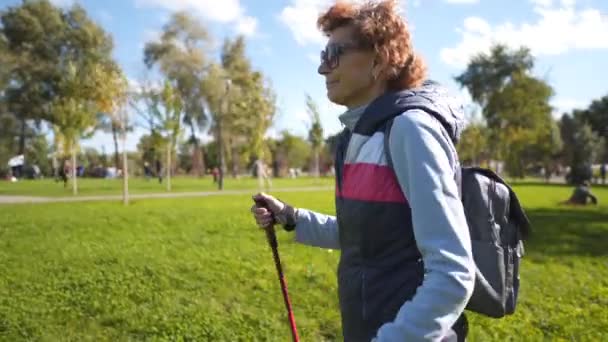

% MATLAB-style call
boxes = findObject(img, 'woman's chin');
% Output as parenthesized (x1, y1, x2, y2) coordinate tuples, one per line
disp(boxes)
(326, 90, 346, 106)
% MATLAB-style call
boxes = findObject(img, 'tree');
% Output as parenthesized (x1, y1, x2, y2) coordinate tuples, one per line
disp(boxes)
(486, 71, 556, 177)
(0, 0, 64, 154)
(455, 44, 535, 163)
(560, 114, 602, 184)
(144, 11, 211, 177)
(201, 63, 231, 189)
(455, 44, 534, 112)
(1, 1, 114, 156)
(219, 36, 276, 179)
(95, 66, 130, 204)
(276, 131, 311, 171)
(306, 94, 324, 177)
(51, 62, 104, 194)
(578, 95, 608, 162)
(455, 44, 558, 177)
(137, 131, 165, 168)
(150, 81, 184, 191)
(457, 123, 488, 166)
(1, 1, 117, 193)
(531, 119, 563, 181)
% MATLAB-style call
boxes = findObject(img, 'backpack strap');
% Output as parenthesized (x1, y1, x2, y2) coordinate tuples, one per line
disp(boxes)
(463, 167, 532, 240)
(383, 119, 396, 170)
(382, 111, 534, 239)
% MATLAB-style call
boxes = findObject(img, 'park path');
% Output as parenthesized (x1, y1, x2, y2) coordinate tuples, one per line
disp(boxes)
(0, 186, 333, 205)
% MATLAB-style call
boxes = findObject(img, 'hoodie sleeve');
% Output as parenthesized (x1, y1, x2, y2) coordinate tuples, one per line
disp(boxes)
(374, 109, 475, 341)
(293, 209, 340, 250)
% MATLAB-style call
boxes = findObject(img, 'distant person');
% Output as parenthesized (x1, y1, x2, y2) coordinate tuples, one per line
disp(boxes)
(52, 157, 59, 181)
(155, 159, 163, 184)
(600, 163, 606, 185)
(32, 164, 41, 179)
(212, 167, 219, 183)
(59, 160, 69, 188)
(143, 161, 151, 180)
(10, 165, 20, 179)
(253, 159, 272, 191)
(561, 181, 598, 205)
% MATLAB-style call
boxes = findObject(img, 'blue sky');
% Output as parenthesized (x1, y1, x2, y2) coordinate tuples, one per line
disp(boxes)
(2, 0, 607, 152)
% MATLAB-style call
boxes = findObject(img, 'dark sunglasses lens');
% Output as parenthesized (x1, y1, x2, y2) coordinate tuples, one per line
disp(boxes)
(322, 45, 338, 68)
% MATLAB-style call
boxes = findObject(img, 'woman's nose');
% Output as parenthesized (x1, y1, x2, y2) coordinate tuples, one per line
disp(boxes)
(318, 61, 330, 75)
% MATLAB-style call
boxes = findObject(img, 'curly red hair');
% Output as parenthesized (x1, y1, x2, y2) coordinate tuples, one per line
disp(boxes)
(317, 0, 426, 90)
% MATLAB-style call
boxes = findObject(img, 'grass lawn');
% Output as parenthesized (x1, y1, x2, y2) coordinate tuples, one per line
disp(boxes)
(0, 184, 607, 341)
(0, 176, 334, 197)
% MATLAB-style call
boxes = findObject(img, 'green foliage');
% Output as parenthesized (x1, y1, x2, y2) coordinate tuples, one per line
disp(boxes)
(577, 95, 608, 161)
(560, 114, 603, 184)
(143, 11, 212, 175)
(457, 122, 488, 166)
(487, 71, 556, 177)
(1, 0, 120, 193)
(0, 185, 607, 340)
(137, 131, 166, 165)
(306, 94, 324, 177)
(455, 44, 534, 111)
(275, 131, 311, 170)
(455, 44, 561, 177)
(0, 0, 114, 125)
(220, 36, 276, 164)
(24, 133, 51, 175)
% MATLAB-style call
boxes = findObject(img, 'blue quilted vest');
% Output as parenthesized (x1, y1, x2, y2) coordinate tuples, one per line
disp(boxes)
(333, 83, 463, 341)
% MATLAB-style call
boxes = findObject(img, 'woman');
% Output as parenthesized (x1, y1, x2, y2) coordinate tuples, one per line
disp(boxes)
(251, 1, 475, 341)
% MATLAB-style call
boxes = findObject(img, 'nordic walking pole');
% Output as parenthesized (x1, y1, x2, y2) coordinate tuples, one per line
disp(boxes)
(254, 199, 300, 342)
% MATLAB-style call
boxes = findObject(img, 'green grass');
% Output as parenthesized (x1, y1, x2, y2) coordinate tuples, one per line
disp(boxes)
(0, 184, 607, 341)
(0, 176, 333, 197)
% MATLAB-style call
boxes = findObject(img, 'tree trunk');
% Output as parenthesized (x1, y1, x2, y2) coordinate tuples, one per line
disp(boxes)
(18, 117, 26, 155)
(166, 141, 172, 192)
(189, 122, 204, 177)
(122, 131, 129, 205)
(231, 143, 238, 178)
(71, 143, 78, 195)
(313, 148, 320, 177)
(217, 123, 225, 191)
(112, 123, 120, 169)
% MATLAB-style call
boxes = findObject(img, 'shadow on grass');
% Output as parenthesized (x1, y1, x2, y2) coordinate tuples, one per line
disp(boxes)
(524, 207, 608, 257)
(509, 181, 571, 188)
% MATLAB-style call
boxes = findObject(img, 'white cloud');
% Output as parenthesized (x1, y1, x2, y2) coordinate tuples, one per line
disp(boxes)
(98, 9, 113, 23)
(235, 16, 258, 36)
(142, 29, 161, 43)
(278, 0, 329, 47)
(530, 0, 553, 7)
(260, 46, 273, 56)
(551, 97, 588, 117)
(135, 0, 258, 36)
(49, 0, 74, 7)
(444, 0, 479, 4)
(279, 0, 404, 47)
(307, 52, 319, 64)
(127, 77, 141, 92)
(81, 126, 149, 153)
(441, 0, 608, 67)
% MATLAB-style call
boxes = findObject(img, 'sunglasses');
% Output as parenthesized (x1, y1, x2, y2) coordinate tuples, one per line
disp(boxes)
(320, 42, 361, 69)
